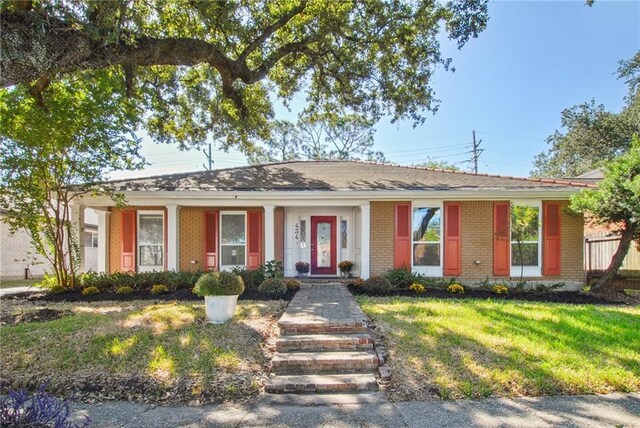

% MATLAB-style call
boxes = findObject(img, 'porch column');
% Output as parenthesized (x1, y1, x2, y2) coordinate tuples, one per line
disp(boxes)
(264, 205, 275, 262)
(360, 202, 370, 279)
(166, 204, 180, 271)
(97, 210, 110, 273)
(71, 204, 86, 272)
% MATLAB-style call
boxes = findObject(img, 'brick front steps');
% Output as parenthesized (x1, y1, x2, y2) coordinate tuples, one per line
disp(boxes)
(276, 333, 374, 352)
(266, 373, 378, 393)
(271, 351, 379, 374)
(266, 283, 381, 394)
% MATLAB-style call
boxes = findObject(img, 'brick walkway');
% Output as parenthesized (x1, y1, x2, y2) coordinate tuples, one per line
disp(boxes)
(267, 283, 380, 393)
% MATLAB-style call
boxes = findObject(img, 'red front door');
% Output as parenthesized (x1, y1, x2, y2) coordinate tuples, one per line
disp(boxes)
(311, 216, 337, 275)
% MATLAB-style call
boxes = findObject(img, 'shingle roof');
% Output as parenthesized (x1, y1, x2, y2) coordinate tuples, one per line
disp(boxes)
(106, 160, 595, 192)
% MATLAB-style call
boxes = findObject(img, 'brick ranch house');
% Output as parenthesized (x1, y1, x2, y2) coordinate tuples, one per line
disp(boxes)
(75, 161, 593, 289)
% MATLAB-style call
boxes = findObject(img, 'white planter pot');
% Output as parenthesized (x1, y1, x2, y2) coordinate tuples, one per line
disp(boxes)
(204, 295, 239, 324)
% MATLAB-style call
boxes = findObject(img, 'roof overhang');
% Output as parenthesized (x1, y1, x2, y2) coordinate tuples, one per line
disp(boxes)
(77, 188, 581, 208)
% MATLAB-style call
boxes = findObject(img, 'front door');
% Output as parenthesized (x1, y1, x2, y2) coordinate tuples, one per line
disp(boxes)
(311, 216, 337, 275)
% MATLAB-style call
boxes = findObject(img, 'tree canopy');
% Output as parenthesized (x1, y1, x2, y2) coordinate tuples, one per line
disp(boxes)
(531, 52, 640, 178)
(0, 72, 144, 287)
(1, 0, 488, 150)
(570, 134, 640, 291)
(249, 113, 383, 163)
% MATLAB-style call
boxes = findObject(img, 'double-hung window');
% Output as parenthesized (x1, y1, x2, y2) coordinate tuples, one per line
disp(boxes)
(220, 212, 247, 269)
(138, 211, 164, 272)
(412, 205, 443, 275)
(510, 202, 541, 277)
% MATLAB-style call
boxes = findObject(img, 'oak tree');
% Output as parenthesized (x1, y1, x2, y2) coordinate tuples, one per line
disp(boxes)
(1, 0, 488, 150)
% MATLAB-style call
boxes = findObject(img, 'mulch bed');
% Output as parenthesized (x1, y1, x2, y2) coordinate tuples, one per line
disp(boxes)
(3, 287, 296, 303)
(348, 285, 637, 305)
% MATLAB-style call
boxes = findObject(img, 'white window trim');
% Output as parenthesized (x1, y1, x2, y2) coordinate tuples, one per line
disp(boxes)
(411, 201, 444, 277)
(510, 200, 542, 277)
(219, 210, 247, 271)
(137, 210, 165, 272)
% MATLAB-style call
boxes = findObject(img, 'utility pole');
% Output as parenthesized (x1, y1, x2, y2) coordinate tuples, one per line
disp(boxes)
(202, 143, 214, 170)
(470, 130, 484, 174)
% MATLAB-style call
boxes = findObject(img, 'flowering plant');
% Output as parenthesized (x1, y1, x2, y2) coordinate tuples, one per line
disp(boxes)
(338, 260, 354, 273)
(295, 261, 310, 273)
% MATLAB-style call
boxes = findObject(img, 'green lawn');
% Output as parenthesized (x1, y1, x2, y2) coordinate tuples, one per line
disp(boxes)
(0, 279, 39, 289)
(357, 296, 640, 400)
(0, 300, 286, 403)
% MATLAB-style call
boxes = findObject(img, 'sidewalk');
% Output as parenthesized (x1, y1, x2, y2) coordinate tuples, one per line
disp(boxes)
(73, 392, 640, 427)
(0, 285, 38, 298)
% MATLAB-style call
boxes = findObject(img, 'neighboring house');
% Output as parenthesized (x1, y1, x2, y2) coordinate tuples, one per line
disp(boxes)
(75, 161, 592, 289)
(0, 210, 98, 281)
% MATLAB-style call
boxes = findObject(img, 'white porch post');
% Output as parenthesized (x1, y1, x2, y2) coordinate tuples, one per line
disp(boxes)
(97, 210, 110, 273)
(264, 205, 275, 262)
(360, 203, 370, 279)
(71, 204, 86, 272)
(166, 204, 180, 271)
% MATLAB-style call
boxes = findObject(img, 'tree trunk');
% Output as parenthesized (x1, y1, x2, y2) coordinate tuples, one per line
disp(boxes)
(591, 226, 637, 293)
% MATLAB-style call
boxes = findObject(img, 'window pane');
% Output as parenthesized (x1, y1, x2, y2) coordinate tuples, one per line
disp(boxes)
(139, 215, 163, 244)
(84, 232, 93, 247)
(221, 214, 245, 244)
(341, 220, 348, 249)
(221, 245, 245, 266)
(510, 205, 539, 241)
(413, 243, 440, 266)
(413, 207, 441, 242)
(92, 233, 99, 248)
(140, 244, 163, 266)
(511, 243, 539, 266)
(316, 221, 332, 267)
(300, 220, 306, 244)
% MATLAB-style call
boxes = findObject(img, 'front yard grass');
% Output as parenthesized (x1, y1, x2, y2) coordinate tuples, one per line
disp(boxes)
(357, 296, 640, 400)
(0, 299, 286, 404)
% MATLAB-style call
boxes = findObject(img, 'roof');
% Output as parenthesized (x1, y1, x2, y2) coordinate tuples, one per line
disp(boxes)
(105, 160, 596, 192)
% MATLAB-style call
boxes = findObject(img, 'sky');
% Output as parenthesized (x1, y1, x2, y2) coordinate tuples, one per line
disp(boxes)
(110, 0, 640, 180)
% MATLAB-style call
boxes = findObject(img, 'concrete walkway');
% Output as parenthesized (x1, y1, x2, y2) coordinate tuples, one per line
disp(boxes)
(0, 285, 38, 298)
(73, 392, 640, 427)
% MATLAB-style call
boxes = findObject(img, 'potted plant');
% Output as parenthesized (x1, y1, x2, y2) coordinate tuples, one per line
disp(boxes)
(193, 271, 245, 323)
(339, 260, 354, 278)
(295, 261, 310, 278)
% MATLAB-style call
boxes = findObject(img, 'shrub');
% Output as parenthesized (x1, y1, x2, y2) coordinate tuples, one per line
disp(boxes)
(353, 278, 365, 288)
(150, 284, 169, 295)
(116, 286, 134, 295)
(0, 384, 90, 428)
(261, 260, 284, 279)
(286, 279, 301, 291)
(409, 283, 426, 293)
(258, 278, 287, 297)
(193, 272, 244, 297)
(447, 283, 465, 294)
(384, 268, 415, 289)
(231, 267, 263, 291)
(492, 284, 509, 294)
(81, 286, 99, 295)
(39, 273, 78, 292)
(362, 276, 396, 295)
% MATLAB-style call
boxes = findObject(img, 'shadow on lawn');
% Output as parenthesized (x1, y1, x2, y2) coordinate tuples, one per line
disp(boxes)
(370, 301, 640, 399)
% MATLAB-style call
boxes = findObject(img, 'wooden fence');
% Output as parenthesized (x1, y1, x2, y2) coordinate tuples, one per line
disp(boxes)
(585, 236, 640, 289)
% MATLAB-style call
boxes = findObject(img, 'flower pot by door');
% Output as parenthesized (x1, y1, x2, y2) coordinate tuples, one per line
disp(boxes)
(204, 295, 239, 324)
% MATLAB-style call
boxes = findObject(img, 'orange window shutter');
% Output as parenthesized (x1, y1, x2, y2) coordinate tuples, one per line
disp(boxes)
(543, 202, 561, 276)
(247, 210, 263, 269)
(394, 203, 412, 269)
(121, 211, 136, 272)
(444, 202, 462, 276)
(493, 202, 510, 276)
(204, 211, 219, 271)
